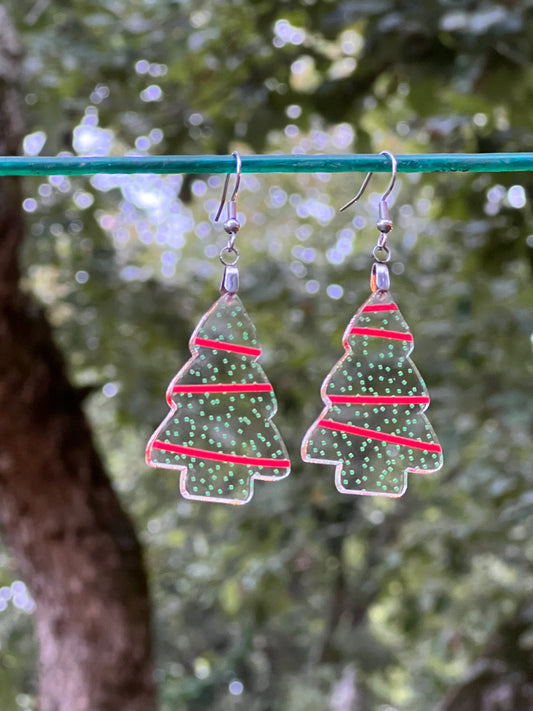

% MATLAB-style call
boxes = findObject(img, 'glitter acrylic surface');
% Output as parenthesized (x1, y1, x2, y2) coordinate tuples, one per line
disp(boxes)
(146, 293, 290, 504)
(301, 289, 443, 497)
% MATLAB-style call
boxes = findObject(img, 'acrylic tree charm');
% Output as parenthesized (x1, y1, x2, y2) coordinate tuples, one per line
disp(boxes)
(301, 288, 443, 497)
(146, 292, 291, 504)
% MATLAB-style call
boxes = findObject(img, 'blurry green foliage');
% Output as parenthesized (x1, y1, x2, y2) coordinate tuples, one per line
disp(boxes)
(2, 0, 533, 709)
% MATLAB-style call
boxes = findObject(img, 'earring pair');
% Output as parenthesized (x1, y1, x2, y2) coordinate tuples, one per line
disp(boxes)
(146, 152, 443, 504)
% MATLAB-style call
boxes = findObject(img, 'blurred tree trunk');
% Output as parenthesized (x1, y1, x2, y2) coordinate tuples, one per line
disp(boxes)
(0, 10, 156, 711)
(438, 602, 533, 711)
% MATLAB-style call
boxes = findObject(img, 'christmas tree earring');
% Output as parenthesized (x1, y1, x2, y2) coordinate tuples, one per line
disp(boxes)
(146, 152, 290, 504)
(301, 151, 443, 497)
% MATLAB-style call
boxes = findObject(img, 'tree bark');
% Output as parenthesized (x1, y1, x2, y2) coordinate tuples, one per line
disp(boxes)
(0, 9, 156, 711)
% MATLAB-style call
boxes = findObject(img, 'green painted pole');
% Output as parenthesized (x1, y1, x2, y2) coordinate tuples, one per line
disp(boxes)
(0, 153, 533, 176)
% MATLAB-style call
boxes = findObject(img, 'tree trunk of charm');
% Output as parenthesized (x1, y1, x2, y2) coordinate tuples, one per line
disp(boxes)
(0, 10, 156, 711)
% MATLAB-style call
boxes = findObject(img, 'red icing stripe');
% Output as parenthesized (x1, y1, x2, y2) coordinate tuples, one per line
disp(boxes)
(172, 383, 273, 394)
(318, 418, 442, 452)
(193, 337, 261, 357)
(328, 395, 430, 405)
(350, 327, 413, 342)
(362, 303, 399, 312)
(151, 441, 290, 467)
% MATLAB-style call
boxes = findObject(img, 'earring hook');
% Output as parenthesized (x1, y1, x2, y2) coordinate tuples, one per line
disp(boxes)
(215, 151, 242, 223)
(215, 152, 242, 289)
(339, 150, 397, 212)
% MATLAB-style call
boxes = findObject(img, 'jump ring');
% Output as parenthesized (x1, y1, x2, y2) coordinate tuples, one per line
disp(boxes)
(219, 246, 240, 266)
(372, 244, 391, 263)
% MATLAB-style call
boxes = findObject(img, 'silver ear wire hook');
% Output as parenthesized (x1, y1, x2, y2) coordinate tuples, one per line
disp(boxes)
(215, 151, 242, 294)
(340, 151, 398, 293)
(340, 150, 397, 212)
(215, 150, 242, 226)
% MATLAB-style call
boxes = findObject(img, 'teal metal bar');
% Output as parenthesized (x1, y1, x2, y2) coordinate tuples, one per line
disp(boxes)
(1, 153, 533, 176)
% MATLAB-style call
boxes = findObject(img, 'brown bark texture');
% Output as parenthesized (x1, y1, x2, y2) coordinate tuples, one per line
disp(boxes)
(0, 10, 156, 711)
